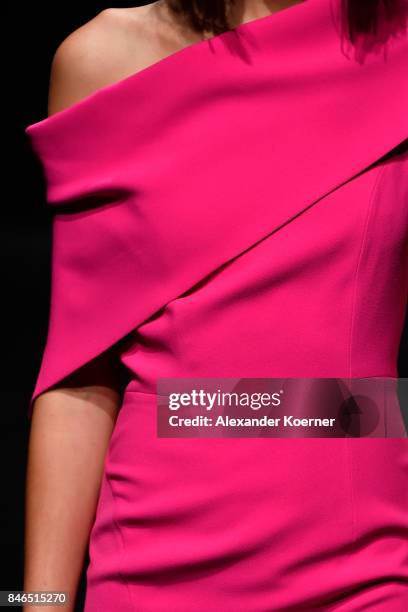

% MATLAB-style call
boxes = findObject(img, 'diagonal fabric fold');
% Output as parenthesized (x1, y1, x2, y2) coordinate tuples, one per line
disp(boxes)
(25, 0, 407, 415)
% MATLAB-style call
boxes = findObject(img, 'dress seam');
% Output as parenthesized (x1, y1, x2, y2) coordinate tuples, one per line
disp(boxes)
(105, 471, 136, 611)
(124, 387, 167, 398)
(347, 163, 387, 380)
(345, 162, 387, 548)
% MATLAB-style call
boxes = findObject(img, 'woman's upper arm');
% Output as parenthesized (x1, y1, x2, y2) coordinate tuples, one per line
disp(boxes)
(47, 6, 164, 116)
(47, 10, 123, 115)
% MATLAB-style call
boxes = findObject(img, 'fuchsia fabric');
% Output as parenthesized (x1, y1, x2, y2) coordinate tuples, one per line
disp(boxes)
(26, 0, 408, 610)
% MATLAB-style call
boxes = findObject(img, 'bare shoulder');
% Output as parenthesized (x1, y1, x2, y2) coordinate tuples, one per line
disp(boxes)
(48, 2, 193, 115)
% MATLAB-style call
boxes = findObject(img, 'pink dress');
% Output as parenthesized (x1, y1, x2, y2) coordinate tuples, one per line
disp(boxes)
(26, 0, 408, 610)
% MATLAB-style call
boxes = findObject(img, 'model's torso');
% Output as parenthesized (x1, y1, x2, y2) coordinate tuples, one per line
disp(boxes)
(119, 149, 408, 393)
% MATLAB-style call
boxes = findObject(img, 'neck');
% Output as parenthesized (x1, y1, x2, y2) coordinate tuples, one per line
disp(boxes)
(228, 0, 305, 28)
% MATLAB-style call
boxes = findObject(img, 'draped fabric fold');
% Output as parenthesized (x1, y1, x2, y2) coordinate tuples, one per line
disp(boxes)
(26, 0, 407, 414)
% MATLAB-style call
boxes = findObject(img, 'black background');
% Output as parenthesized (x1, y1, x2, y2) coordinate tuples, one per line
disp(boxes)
(2, 1, 407, 608)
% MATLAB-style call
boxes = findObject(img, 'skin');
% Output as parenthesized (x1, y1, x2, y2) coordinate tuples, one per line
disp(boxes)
(24, 2, 303, 610)
(47, 0, 304, 115)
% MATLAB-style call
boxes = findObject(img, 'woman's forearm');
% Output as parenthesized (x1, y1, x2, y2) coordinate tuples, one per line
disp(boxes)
(24, 386, 120, 612)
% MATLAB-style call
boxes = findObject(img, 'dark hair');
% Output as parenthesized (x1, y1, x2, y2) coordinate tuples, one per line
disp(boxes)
(167, 0, 404, 42)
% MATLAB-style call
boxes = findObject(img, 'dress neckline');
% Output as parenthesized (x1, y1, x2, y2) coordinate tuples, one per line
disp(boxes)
(26, 0, 315, 132)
